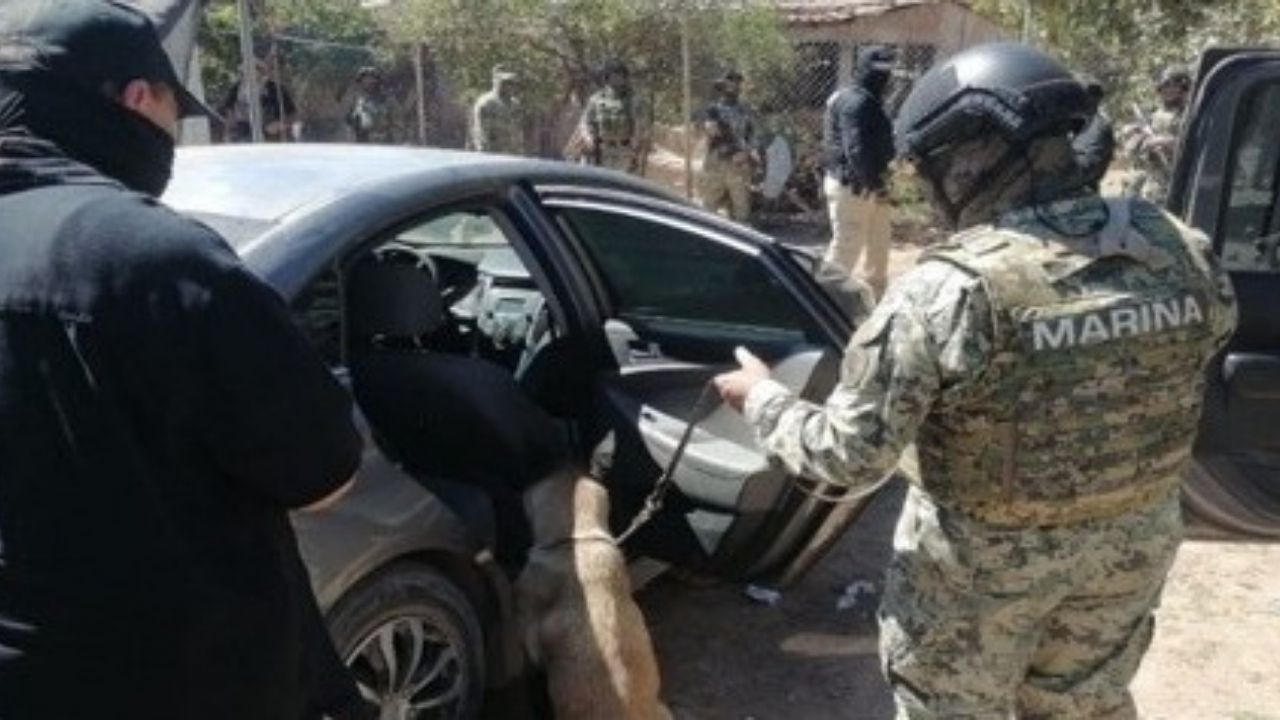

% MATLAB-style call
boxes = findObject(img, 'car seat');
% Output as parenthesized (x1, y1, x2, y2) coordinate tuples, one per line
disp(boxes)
(346, 250, 575, 494)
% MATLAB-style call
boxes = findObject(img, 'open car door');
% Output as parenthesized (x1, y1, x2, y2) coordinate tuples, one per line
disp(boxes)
(538, 190, 873, 585)
(1170, 49, 1280, 536)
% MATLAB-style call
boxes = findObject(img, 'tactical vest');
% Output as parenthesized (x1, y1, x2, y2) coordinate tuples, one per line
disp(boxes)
(916, 199, 1226, 526)
(592, 90, 634, 144)
(476, 94, 524, 154)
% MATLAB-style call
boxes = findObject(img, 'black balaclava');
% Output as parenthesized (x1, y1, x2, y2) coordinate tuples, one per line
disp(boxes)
(0, 72, 175, 196)
(855, 48, 893, 100)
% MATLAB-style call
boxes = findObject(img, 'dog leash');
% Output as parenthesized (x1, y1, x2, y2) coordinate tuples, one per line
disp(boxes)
(612, 374, 876, 546)
(614, 381, 719, 546)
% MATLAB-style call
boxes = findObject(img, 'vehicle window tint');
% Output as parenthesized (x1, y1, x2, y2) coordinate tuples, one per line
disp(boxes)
(292, 268, 342, 367)
(560, 207, 817, 340)
(1221, 82, 1280, 273)
(396, 213, 508, 250)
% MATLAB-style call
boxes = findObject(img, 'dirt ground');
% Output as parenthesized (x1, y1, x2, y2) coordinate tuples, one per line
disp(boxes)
(636, 238, 1280, 719)
(638, 482, 1280, 720)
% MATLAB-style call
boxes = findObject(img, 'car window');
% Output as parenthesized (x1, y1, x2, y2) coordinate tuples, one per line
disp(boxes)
(558, 207, 819, 342)
(1220, 81, 1280, 273)
(395, 213, 508, 249)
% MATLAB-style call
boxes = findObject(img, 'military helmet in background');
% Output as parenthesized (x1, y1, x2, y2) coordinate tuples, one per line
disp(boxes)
(492, 64, 518, 83)
(713, 69, 744, 91)
(1157, 65, 1192, 92)
(895, 42, 1092, 164)
(600, 57, 629, 81)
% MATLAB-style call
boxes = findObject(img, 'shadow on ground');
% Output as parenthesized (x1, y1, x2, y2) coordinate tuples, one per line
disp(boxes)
(638, 482, 906, 720)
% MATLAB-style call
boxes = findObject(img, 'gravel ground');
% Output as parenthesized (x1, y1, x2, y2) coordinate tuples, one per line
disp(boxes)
(638, 482, 1280, 719)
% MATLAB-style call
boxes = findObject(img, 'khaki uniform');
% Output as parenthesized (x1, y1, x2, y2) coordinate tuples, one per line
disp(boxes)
(699, 99, 754, 221)
(471, 90, 525, 155)
(1126, 107, 1182, 202)
(744, 196, 1237, 719)
(823, 174, 892, 294)
(581, 87, 636, 172)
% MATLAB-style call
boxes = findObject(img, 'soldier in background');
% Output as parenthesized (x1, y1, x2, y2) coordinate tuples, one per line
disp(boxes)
(1073, 75, 1116, 190)
(715, 42, 1235, 719)
(580, 58, 637, 172)
(218, 57, 296, 142)
(346, 66, 398, 144)
(1125, 66, 1192, 202)
(698, 70, 756, 222)
(471, 64, 525, 155)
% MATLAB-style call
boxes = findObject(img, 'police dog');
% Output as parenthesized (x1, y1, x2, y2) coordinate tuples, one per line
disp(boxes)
(516, 471, 671, 720)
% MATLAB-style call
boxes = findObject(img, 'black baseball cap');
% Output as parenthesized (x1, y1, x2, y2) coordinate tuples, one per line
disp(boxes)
(0, 0, 214, 118)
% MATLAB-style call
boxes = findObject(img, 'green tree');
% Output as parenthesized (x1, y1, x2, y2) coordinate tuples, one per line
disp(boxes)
(383, 0, 792, 123)
(199, 0, 387, 127)
(970, 0, 1280, 118)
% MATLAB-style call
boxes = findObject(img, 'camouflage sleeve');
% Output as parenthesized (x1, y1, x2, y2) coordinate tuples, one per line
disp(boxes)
(581, 96, 599, 141)
(472, 98, 493, 151)
(743, 261, 995, 493)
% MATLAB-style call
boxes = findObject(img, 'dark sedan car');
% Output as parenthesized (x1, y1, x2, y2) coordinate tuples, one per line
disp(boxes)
(162, 145, 871, 718)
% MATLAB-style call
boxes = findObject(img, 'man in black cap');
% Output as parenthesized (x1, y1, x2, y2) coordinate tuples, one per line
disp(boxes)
(0, 1, 363, 718)
(821, 46, 897, 296)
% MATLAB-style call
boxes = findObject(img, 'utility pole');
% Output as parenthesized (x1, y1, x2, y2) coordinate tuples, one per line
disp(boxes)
(236, 0, 263, 142)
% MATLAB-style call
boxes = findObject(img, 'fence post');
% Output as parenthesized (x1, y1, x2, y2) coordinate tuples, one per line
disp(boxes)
(413, 43, 428, 145)
(681, 11, 693, 199)
(235, 0, 263, 143)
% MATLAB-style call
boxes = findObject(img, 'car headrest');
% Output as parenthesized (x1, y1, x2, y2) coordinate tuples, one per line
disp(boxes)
(347, 250, 445, 342)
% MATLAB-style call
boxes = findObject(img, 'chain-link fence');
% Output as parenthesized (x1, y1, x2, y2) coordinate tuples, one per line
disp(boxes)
(199, 17, 946, 227)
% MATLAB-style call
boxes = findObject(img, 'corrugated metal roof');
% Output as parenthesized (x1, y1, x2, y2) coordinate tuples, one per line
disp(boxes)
(774, 0, 961, 25)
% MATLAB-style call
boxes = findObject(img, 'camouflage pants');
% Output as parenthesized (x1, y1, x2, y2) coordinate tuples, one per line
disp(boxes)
(699, 155, 752, 222)
(879, 486, 1182, 720)
(596, 144, 635, 173)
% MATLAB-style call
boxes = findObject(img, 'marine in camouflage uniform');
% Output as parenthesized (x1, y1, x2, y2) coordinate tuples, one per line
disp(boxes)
(580, 59, 636, 172)
(471, 65, 525, 155)
(1125, 67, 1191, 202)
(347, 67, 397, 144)
(699, 70, 755, 222)
(714, 43, 1238, 719)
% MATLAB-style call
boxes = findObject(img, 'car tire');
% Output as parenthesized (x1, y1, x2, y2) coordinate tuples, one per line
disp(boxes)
(1182, 458, 1280, 538)
(328, 562, 487, 719)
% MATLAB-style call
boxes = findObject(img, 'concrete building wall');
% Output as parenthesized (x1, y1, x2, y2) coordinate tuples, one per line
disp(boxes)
(788, 4, 1007, 84)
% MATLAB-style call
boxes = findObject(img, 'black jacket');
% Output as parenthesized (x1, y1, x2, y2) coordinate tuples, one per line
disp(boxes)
(0, 77, 362, 719)
(822, 61, 895, 193)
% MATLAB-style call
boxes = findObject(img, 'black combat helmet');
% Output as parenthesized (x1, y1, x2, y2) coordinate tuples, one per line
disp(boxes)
(895, 42, 1092, 225)
(600, 57, 629, 80)
(896, 42, 1091, 163)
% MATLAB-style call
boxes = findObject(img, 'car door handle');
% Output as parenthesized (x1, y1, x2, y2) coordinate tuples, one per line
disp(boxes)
(628, 340, 663, 362)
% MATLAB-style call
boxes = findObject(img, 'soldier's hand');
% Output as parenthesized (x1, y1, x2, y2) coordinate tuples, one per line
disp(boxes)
(714, 347, 771, 413)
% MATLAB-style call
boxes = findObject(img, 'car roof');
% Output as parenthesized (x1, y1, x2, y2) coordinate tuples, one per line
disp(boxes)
(162, 144, 686, 296)
(165, 143, 670, 228)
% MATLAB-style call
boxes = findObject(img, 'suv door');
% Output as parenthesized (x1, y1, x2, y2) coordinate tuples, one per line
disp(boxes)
(1171, 50, 1280, 536)
(535, 188, 874, 584)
